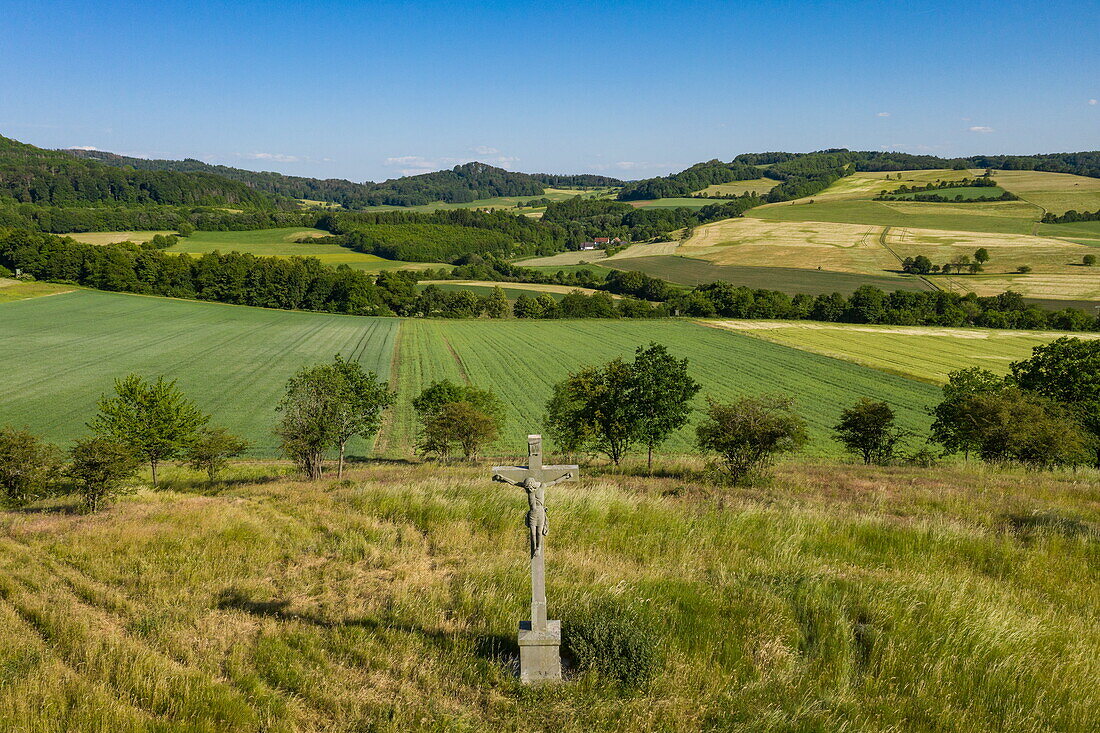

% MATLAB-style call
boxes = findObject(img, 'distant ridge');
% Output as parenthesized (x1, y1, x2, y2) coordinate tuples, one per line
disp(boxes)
(63, 147, 624, 208)
(0, 135, 276, 208)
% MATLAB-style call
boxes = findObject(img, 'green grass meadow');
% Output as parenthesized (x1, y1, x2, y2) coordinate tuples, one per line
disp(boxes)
(385, 319, 938, 457)
(0, 291, 398, 456)
(0, 458, 1097, 731)
(1, 290, 940, 458)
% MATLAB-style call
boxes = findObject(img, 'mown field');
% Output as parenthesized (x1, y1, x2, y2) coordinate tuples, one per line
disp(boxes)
(416, 281, 603, 300)
(0, 458, 1097, 731)
(703, 320, 1075, 383)
(0, 289, 941, 459)
(604, 256, 930, 294)
(0, 291, 398, 456)
(0, 279, 74, 304)
(65, 230, 178, 245)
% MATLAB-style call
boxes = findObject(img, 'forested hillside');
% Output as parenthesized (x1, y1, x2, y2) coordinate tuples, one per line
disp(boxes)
(0, 136, 275, 208)
(621, 149, 1100, 202)
(65, 148, 624, 207)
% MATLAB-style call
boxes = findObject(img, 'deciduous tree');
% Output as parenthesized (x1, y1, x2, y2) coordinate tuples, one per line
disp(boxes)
(833, 398, 908, 464)
(89, 374, 209, 487)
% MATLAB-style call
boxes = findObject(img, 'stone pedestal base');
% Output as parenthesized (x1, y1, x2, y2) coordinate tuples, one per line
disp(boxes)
(518, 620, 561, 683)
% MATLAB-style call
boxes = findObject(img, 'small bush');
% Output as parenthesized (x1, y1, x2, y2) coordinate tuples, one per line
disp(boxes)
(563, 598, 661, 690)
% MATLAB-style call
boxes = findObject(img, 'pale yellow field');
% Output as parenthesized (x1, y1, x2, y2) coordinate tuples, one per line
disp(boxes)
(888, 227, 1092, 273)
(939, 272, 1100, 302)
(518, 250, 609, 267)
(606, 241, 681, 259)
(857, 169, 975, 184)
(988, 169, 1100, 215)
(696, 178, 778, 196)
(65, 230, 177, 245)
(418, 280, 609, 296)
(679, 218, 896, 274)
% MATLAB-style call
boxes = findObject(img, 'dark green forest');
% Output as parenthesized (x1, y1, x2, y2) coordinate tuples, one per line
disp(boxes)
(63, 147, 623, 207)
(0, 136, 275, 208)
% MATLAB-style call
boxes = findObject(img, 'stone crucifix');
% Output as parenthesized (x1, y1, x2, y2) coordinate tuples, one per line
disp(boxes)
(492, 434, 578, 683)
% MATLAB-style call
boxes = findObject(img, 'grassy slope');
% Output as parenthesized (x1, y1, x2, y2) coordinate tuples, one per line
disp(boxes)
(0, 290, 398, 456)
(384, 319, 938, 458)
(992, 169, 1100, 215)
(702, 320, 1076, 383)
(0, 460, 1097, 731)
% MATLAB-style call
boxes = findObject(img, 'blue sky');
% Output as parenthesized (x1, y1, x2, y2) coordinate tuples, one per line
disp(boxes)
(1, 0, 1097, 181)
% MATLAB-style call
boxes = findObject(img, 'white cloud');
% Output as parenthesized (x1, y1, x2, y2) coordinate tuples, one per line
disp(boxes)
(236, 152, 302, 163)
(69, 145, 99, 150)
(876, 112, 891, 117)
(968, 126, 994, 133)
(1090, 99, 1098, 105)
(384, 152, 518, 176)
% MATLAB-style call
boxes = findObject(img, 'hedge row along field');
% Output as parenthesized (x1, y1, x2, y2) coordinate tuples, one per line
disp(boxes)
(0, 290, 943, 458)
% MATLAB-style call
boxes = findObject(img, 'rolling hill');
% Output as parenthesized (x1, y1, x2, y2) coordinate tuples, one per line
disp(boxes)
(0, 135, 275, 208)
(64, 147, 624, 208)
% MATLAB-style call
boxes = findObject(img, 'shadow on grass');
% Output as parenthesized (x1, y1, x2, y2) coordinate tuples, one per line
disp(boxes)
(1003, 511, 1100, 540)
(157, 473, 284, 495)
(215, 588, 517, 664)
(15, 500, 85, 515)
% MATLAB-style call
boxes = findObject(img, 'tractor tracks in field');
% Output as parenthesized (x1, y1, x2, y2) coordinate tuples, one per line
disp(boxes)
(876, 225, 945, 292)
(371, 323, 404, 457)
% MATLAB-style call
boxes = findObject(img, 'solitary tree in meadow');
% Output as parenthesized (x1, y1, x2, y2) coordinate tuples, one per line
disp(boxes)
(328, 355, 394, 477)
(546, 358, 640, 465)
(412, 380, 502, 460)
(833, 398, 908, 465)
(1084, 254, 1096, 267)
(89, 374, 209, 488)
(276, 365, 339, 480)
(630, 343, 701, 470)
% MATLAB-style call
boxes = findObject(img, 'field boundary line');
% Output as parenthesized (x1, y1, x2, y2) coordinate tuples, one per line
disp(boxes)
(371, 321, 405, 457)
(442, 335, 471, 384)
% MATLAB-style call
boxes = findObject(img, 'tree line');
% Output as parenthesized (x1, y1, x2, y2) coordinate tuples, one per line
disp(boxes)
(1041, 208, 1100, 224)
(4, 229, 1097, 330)
(3, 338, 1098, 514)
